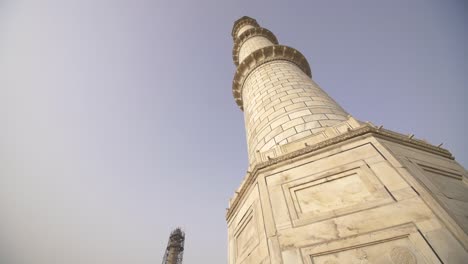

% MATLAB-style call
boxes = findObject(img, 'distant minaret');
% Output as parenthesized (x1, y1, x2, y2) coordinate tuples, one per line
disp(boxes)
(227, 16, 468, 264)
(161, 228, 185, 264)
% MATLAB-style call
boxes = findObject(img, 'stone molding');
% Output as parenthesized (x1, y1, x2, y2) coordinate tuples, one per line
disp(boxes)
(232, 45, 312, 110)
(254, 117, 363, 162)
(232, 27, 279, 66)
(231, 16, 259, 40)
(226, 123, 453, 221)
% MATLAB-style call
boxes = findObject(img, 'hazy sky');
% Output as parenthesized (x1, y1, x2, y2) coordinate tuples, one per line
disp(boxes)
(1, 0, 466, 263)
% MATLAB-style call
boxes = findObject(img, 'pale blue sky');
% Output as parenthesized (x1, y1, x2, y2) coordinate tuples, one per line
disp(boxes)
(0, 0, 466, 263)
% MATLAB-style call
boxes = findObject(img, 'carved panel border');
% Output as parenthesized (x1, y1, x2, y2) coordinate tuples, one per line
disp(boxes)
(282, 161, 394, 227)
(233, 204, 260, 263)
(301, 223, 440, 264)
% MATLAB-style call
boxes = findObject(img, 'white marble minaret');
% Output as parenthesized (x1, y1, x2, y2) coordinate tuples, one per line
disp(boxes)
(231, 17, 348, 165)
(227, 16, 468, 264)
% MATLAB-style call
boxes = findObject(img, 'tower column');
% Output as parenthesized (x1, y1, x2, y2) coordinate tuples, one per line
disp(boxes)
(231, 17, 348, 164)
(227, 16, 468, 264)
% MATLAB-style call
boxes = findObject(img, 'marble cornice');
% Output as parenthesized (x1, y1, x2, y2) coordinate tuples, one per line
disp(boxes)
(231, 16, 259, 40)
(232, 45, 311, 110)
(232, 27, 279, 66)
(225, 124, 453, 221)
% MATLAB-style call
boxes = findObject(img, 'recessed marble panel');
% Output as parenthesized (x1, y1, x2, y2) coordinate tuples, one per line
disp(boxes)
(234, 208, 259, 259)
(311, 237, 420, 264)
(282, 161, 393, 225)
(303, 224, 437, 264)
(294, 173, 373, 215)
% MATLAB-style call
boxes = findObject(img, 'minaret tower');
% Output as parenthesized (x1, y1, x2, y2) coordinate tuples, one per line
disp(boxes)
(227, 17, 468, 264)
(161, 228, 185, 264)
(231, 17, 348, 164)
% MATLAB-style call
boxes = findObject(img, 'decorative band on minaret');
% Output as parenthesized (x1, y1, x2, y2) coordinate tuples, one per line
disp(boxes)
(232, 16, 349, 164)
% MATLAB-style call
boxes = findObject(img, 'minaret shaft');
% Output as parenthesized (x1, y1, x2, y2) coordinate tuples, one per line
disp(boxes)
(232, 17, 348, 163)
(238, 36, 274, 63)
(243, 60, 348, 161)
(237, 24, 255, 37)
